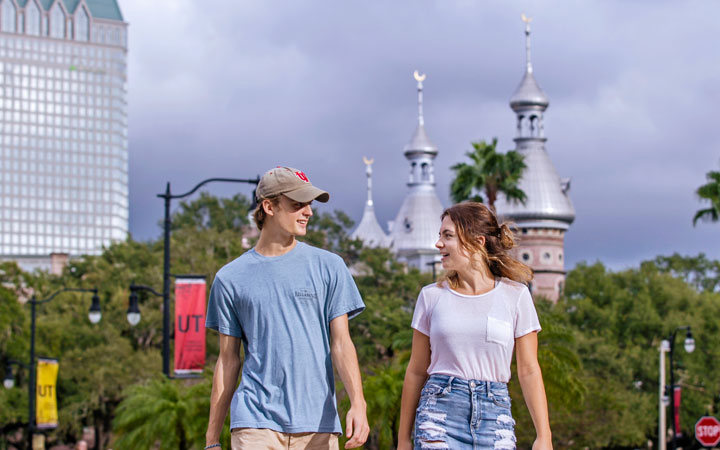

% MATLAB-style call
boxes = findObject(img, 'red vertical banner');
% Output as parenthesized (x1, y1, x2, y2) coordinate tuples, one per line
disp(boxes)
(174, 277, 206, 376)
(674, 386, 682, 436)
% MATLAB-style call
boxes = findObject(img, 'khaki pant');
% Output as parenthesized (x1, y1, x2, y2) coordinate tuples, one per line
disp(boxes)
(231, 428, 339, 450)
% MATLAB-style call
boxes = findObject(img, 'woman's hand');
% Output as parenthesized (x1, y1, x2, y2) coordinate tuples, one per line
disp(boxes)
(532, 436, 553, 450)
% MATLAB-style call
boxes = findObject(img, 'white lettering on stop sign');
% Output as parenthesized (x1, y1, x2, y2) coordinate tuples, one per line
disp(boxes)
(695, 416, 720, 447)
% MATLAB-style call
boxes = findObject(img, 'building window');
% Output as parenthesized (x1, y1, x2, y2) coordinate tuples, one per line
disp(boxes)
(49, 2, 64, 39)
(403, 217, 412, 232)
(542, 252, 551, 262)
(75, 6, 89, 42)
(558, 252, 563, 261)
(522, 252, 531, 262)
(25, 0, 40, 35)
(2, 0, 17, 33)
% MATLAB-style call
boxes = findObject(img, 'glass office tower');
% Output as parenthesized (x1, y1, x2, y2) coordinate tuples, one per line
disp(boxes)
(0, 0, 127, 271)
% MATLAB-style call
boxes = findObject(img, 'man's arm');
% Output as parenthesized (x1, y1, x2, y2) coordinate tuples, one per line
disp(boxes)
(206, 333, 243, 447)
(330, 314, 369, 449)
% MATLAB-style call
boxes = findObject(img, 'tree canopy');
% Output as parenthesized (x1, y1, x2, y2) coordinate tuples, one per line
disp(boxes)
(450, 138, 527, 212)
(693, 169, 720, 226)
(1, 193, 719, 449)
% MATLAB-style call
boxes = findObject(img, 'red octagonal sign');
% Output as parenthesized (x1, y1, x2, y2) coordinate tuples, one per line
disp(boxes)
(696, 416, 720, 447)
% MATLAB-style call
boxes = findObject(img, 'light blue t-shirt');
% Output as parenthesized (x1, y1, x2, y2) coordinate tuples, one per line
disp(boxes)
(205, 241, 365, 434)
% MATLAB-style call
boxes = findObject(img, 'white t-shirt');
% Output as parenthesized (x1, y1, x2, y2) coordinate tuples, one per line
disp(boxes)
(411, 278, 541, 383)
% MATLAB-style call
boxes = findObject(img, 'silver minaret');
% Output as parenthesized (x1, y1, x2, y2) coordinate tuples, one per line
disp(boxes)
(350, 157, 389, 247)
(389, 71, 444, 271)
(496, 15, 575, 301)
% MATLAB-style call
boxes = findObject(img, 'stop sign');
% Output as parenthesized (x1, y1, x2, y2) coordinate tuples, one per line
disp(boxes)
(695, 416, 720, 447)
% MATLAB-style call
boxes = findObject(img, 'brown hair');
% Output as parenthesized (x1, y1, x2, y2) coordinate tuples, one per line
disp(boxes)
(252, 196, 280, 230)
(438, 202, 533, 288)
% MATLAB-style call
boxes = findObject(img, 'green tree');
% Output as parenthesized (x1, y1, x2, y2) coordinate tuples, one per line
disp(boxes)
(171, 192, 251, 233)
(112, 376, 231, 450)
(647, 253, 720, 293)
(0, 274, 30, 447)
(450, 138, 527, 211)
(340, 357, 408, 450)
(301, 210, 362, 265)
(10, 192, 720, 449)
(693, 169, 720, 226)
(541, 258, 720, 448)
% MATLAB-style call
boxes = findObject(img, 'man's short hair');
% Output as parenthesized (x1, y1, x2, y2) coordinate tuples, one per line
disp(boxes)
(253, 196, 280, 230)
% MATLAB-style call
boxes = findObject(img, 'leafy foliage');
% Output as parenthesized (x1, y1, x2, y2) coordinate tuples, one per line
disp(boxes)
(3, 193, 720, 449)
(649, 253, 720, 293)
(113, 375, 230, 450)
(171, 192, 252, 233)
(693, 170, 720, 225)
(532, 260, 720, 449)
(450, 138, 527, 211)
(301, 209, 362, 265)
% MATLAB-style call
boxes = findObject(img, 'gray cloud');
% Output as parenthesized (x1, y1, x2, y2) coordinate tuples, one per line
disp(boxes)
(123, 0, 720, 269)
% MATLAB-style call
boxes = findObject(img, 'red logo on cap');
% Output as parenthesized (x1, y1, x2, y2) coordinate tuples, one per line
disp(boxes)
(295, 171, 309, 183)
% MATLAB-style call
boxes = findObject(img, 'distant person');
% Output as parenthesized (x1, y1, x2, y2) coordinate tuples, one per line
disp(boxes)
(75, 441, 88, 450)
(205, 167, 369, 450)
(397, 202, 553, 450)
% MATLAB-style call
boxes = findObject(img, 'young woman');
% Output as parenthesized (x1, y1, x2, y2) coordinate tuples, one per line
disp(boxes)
(397, 202, 552, 450)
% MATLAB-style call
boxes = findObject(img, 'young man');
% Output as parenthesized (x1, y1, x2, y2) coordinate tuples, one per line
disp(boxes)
(205, 167, 369, 450)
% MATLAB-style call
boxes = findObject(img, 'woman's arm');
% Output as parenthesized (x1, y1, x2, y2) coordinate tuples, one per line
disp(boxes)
(397, 330, 431, 449)
(516, 331, 553, 450)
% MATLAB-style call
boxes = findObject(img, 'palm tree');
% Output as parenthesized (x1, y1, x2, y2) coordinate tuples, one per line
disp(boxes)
(112, 375, 230, 450)
(340, 358, 407, 449)
(450, 138, 527, 212)
(693, 170, 720, 226)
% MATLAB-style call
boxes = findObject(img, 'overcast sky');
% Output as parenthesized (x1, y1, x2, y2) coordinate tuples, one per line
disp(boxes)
(122, 0, 720, 270)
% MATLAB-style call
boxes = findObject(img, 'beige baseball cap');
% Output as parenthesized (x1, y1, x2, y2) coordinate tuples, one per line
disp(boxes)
(256, 167, 330, 203)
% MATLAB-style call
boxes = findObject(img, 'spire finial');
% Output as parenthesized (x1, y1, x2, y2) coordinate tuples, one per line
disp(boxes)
(521, 13, 533, 74)
(362, 156, 375, 207)
(413, 70, 426, 126)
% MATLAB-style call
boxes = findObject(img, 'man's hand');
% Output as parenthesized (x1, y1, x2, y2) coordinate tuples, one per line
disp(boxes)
(396, 440, 413, 450)
(330, 315, 369, 448)
(344, 404, 369, 449)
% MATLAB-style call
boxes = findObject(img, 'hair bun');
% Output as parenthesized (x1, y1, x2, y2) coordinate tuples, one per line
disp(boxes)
(498, 223, 515, 250)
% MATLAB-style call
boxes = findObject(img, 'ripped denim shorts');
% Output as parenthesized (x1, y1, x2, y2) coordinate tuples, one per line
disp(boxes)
(413, 374, 516, 450)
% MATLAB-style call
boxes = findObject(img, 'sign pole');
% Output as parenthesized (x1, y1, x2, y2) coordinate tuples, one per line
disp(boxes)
(659, 340, 669, 449)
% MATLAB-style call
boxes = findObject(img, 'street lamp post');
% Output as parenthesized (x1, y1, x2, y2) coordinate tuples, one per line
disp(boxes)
(3, 358, 29, 389)
(5, 288, 101, 448)
(126, 284, 163, 326)
(156, 177, 259, 377)
(667, 326, 695, 450)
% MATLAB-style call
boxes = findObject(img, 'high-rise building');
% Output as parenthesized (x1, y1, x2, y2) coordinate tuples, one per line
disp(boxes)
(0, 0, 128, 271)
(388, 72, 443, 271)
(496, 16, 575, 301)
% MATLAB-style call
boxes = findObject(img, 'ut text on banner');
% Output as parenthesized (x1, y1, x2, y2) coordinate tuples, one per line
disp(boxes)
(174, 277, 206, 376)
(36, 358, 59, 429)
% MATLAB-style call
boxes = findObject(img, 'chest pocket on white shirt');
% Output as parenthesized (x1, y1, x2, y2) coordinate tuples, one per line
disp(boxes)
(486, 316, 513, 346)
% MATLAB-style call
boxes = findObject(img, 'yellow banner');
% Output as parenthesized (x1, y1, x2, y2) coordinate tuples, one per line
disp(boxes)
(36, 358, 59, 429)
